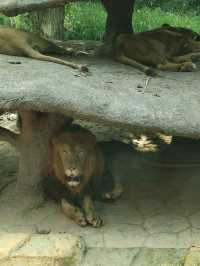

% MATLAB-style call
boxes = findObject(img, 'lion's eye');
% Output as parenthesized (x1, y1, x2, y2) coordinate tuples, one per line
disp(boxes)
(63, 150, 70, 154)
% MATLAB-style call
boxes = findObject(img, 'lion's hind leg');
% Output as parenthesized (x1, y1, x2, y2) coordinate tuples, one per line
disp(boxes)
(102, 182, 124, 201)
(115, 53, 157, 76)
(157, 60, 196, 72)
(22, 45, 88, 72)
(171, 53, 200, 63)
(101, 171, 124, 201)
(61, 198, 87, 227)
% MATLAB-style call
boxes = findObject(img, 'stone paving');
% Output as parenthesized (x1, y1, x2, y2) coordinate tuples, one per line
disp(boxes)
(0, 233, 85, 266)
(2, 152, 200, 249)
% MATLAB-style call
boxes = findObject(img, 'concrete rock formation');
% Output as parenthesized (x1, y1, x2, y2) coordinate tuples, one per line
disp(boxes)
(0, 0, 76, 16)
(0, 52, 199, 210)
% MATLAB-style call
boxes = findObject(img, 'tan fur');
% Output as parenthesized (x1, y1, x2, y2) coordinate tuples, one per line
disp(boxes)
(161, 23, 200, 41)
(0, 27, 88, 72)
(48, 127, 104, 227)
(115, 26, 200, 75)
(50, 129, 104, 194)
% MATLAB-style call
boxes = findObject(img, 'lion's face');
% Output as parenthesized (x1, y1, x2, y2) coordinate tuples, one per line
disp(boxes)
(51, 131, 96, 188)
(57, 141, 86, 187)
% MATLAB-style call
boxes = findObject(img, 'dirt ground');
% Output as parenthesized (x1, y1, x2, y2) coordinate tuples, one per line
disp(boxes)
(1, 113, 200, 251)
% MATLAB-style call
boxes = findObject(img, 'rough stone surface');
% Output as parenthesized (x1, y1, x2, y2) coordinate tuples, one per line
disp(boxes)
(103, 224, 148, 248)
(189, 211, 200, 229)
(144, 233, 178, 248)
(144, 214, 189, 234)
(0, 0, 75, 16)
(184, 247, 200, 266)
(0, 56, 200, 138)
(0, 233, 31, 258)
(131, 248, 187, 266)
(82, 248, 139, 266)
(0, 233, 85, 266)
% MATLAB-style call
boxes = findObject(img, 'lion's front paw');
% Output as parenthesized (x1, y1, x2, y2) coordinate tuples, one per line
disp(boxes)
(61, 198, 87, 227)
(75, 211, 88, 227)
(145, 67, 157, 77)
(79, 64, 89, 72)
(86, 214, 104, 228)
(180, 62, 196, 72)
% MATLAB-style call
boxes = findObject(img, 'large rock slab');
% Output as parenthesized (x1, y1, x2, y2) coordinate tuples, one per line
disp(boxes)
(83, 248, 139, 266)
(0, 0, 75, 16)
(185, 247, 200, 265)
(0, 55, 200, 138)
(131, 248, 187, 266)
(0, 233, 85, 266)
(83, 248, 188, 266)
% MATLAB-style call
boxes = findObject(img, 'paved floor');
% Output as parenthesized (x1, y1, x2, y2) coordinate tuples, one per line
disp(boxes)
(1, 115, 200, 265)
(1, 135, 200, 252)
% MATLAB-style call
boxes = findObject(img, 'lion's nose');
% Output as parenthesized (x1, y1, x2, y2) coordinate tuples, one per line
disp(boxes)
(65, 168, 79, 177)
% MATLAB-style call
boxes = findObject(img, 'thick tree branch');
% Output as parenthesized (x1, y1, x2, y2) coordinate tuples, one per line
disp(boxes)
(0, 0, 77, 17)
(0, 126, 19, 147)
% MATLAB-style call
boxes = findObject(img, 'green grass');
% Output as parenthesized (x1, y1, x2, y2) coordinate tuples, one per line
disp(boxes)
(0, 15, 10, 26)
(134, 7, 200, 33)
(64, 2, 106, 40)
(0, 2, 200, 40)
(64, 3, 200, 40)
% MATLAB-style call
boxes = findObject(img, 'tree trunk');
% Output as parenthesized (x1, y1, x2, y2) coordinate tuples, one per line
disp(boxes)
(2, 111, 71, 210)
(29, 6, 65, 40)
(9, 17, 16, 27)
(101, 0, 135, 43)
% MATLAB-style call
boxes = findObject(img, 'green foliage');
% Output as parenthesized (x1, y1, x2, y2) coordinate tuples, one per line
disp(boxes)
(0, 16, 10, 26)
(134, 7, 200, 32)
(65, 2, 106, 40)
(136, 0, 200, 14)
(14, 14, 31, 30)
(0, 14, 30, 29)
(64, 3, 200, 39)
(0, 1, 200, 40)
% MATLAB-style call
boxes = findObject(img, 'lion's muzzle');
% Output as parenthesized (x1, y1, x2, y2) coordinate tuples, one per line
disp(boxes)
(64, 173, 81, 187)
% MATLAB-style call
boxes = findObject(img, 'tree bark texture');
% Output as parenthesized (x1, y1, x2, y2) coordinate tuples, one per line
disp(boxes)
(0, 111, 71, 210)
(29, 6, 65, 40)
(0, 127, 18, 147)
(101, 0, 135, 42)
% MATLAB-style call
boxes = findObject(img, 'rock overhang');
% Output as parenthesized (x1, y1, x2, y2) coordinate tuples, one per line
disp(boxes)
(0, 54, 200, 139)
(0, 0, 75, 16)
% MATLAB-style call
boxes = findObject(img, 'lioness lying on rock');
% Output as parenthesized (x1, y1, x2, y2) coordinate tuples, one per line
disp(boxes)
(0, 27, 88, 72)
(44, 125, 106, 227)
(115, 24, 200, 75)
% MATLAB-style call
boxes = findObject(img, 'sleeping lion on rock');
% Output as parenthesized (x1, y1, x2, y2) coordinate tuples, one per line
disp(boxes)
(115, 24, 200, 76)
(44, 125, 106, 227)
(0, 27, 88, 72)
